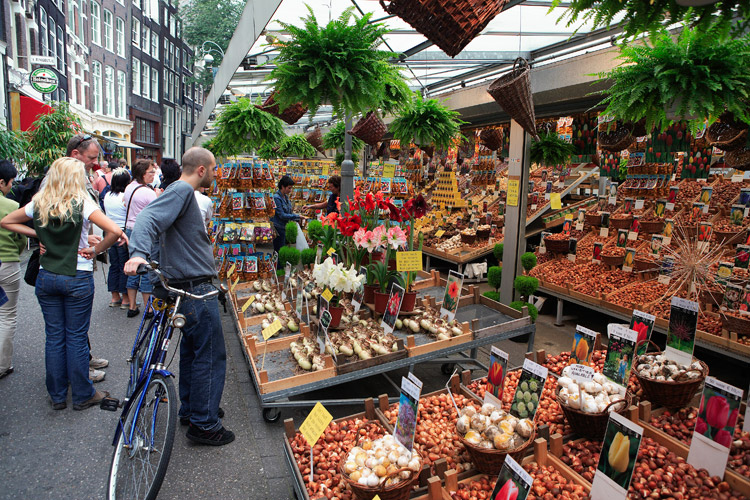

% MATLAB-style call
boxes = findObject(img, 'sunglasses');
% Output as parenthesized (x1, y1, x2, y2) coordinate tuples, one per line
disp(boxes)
(70, 134, 93, 151)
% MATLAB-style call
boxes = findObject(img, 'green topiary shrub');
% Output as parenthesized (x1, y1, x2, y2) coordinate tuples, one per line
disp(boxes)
(493, 243, 504, 262)
(483, 291, 500, 302)
(279, 246, 301, 268)
(514, 276, 539, 302)
(301, 248, 317, 267)
(510, 301, 538, 323)
(487, 266, 502, 292)
(521, 252, 537, 273)
(307, 220, 324, 243)
(285, 221, 298, 245)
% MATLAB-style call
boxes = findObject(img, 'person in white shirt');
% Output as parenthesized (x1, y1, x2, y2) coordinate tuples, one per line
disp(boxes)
(103, 168, 132, 308)
(194, 188, 213, 233)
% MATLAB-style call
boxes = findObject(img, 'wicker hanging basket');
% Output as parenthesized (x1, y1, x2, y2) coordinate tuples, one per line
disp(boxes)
(420, 145, 435, 157)
(305, 128, 326, 155)
(480, 128, 504, 151)
(598, 125, 634, 152)
(706, 112, 749, 152)
(379, 0, 506, 58)
(349, 111, 387, 146)
(255, 91, 307, 125)
(725, 147, 750, 170)
(376, 141, 391, 159)
(487, 59, 538, 139)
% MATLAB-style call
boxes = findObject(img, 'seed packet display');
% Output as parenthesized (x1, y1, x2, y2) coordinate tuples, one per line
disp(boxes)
(394, 375, 422, 451)
(567, 238, 578, 261)
(576, 209, 586, 231)
(630, 310, 656, 356)
(698, 221, 713, 252)
(628, 216, 640, 240)
(490, 455, 533, 500)
(717, 261, 734, 285)
(662, 218, 674, 245)
(600, 212, 610, 237)
(665, 297, 699, 366)
(440, 270, 464, 321)
(590, 412, 644, 500)
(700, 185, 713, 206)
(509, 359, 548, 420)
(484, 347, 509, 409)
(731, 204, 745, 225)
(603, 324, 638, 388)
(654, 199, 666, 218)
(571, 325, 598, 365)
(592, 242, 603, 263)
(616, 229, 628, 248)
(622, 247, 636, 272)
(722, 283, 743, 312)
(381, 283, 405, 334)
(687, 377, 744, 477)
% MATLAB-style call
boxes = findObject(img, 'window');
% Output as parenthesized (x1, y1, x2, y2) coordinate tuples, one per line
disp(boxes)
(175, 107, 183, 158)
(176, 20, 181, 38)
(133, 0, 141, 10)
(40, 8, 48, 55)
(117, 71, 126, 118)
(48, 19, 57, 69)
(141, 25, 149, 52)
(132, 17, 140, 48)
(117, 0, 124, 5)
(135, 118, 156, 144)
(132, 58, 140, 95)
(92, 62, 102, 114)
(169, 15, 175, 38)
(163, 106, 174, 158)
(141, 63, 149, 98)
(103, 9, 113, 51)
(163, 68, 168, 100)
(151, 68, 158, 101)
(116, 18, 125, 57)
(151, 33, 158, 60)
(105, 66, 114, 116)
(90, 2, 100, 45)
(57, 26, 64, 72)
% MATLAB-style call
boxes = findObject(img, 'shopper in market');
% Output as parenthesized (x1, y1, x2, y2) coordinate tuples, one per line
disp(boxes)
(122, 159, 158, 318)
(303, 175, 340, 215)
(0, 157, 128, 410)
(124, 146, 234, 446)
(102, 168, 132, 309)
(272, 175, 303, 260)
(0, 160, 27, 379)
(159, 158, 182, 191)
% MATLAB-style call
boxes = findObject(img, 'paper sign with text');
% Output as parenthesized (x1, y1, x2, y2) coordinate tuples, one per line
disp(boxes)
(241, 295, 255, 313)
(396, 251, 423, 272)
(299, 402, 333, 447)
(262, 319, 283, 340)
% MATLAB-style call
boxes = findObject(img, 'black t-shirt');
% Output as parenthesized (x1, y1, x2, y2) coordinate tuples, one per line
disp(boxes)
(326, 193, 339, 215)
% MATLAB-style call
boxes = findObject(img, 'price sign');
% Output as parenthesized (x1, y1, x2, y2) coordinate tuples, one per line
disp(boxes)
(326, 247, 335, 256)
(241, 295, 255, 313)
(435, 230, 445, 238)
(507, 179, 520, 207)
(383, 165, 396, 178)
(262, 319, 283, 340)
(550, 192, 562, 210)
(230, 275, 240, 292)
(568, 363, 596, 384)
(227, 263, 236, 277)
(321, 288, 334, 303)
(396, 251, 423, 272)
(299, 401, 334, 484)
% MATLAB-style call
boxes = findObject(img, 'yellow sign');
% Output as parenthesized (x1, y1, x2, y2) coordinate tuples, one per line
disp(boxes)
(299, 402, 333, 447)
(382, 165, 396, 178)
(507, 179, 519, 207)
(435, 230, 445, 238)
(397, 251, 423, 272)
(321, 288, 334, 303)
(322, 165, 329, 176)
(262, 319, 283, 340)
(326, 247, 335, 256)
(227, 263, 236, 277)
(241, 295, 255, 313)
(550, 192, 562, 210)
(230, 275, 240, 292)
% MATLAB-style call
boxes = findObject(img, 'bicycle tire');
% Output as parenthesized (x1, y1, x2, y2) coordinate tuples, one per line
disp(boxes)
(107, 373, 177, 500)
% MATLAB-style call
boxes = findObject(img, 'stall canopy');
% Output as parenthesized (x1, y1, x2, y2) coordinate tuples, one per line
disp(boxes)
(18, 95, 54, 131)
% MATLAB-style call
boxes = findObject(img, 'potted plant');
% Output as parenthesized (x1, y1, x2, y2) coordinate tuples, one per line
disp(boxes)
(278, 246, 301, 273)
(210, 98, 285, 156)
(306, 220, 324, 245)
(278, 134, 318, 159)
(285, 221, 299, 246)
(312, 257, 365, 327)
(388, 93, 465, 152)
(594, 23, 750, 133)
(530, 131, 576, 168)
(323, 121, 364, 160)
(301, 248, 317, 270)
(368, 254, 399, 314)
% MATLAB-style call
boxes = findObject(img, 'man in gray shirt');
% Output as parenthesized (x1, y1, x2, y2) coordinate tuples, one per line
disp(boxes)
(124, 147, 234, 446)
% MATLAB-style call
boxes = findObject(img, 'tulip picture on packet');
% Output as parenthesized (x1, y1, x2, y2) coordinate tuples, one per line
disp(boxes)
(695, 378, 742, 449)
(490, 455, 532, 500)
(594, 412, 643, 492)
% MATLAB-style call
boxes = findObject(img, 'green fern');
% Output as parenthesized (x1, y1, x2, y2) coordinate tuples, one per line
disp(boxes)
(258, 142, 280, 160)
(530, 132, 575, 166)
(594, 23, 750, 132)
(322, 121, 364, 153)
(267, 6, 410, 118)
(334, 151, 360, 166)
(388, 93, 465, 151)
(212, 98, 285, 155)
(279, 134, 318, 158)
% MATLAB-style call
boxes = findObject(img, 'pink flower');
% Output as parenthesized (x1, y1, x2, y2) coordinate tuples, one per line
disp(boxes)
(353, 228, 368, 249)
(387, 226, 407, 250)
(363, 231, 378, 253)
(372, 226, 388, 248)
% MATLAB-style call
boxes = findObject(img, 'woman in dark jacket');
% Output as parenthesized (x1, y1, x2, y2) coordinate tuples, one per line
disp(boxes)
(271, 176, 302, 260)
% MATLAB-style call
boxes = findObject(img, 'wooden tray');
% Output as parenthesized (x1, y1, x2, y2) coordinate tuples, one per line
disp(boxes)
(334, 338, 408, 375)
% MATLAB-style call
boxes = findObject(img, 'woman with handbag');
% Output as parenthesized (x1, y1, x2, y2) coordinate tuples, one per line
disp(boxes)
(0, 157, 128, 410)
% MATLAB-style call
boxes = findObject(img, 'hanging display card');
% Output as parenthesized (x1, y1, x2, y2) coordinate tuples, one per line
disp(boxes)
(590, 412, 644, 500)
(509, 359, 548, 420)
(440, 270, 464, 321)
(571, 325, 598, 365)
(381, 283, 405, 334)
(394, 375, 422, 451)
(736, 245, 750, 269)
(490, 455, 533, 500)
(630, 310, 656, 356)
(484, 346, 509, 409)
(687, 377, 743, 477)
(665, 297, 699, 366)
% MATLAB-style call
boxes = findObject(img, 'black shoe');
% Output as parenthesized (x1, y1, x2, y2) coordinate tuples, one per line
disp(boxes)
(127, 307, 140, 318)
(0, 367, 13, 379)
(186, 423, 235, 446)
(52, 401, 67, 410)
(180, 407, 225, 426)
(144, 310, 154, 319)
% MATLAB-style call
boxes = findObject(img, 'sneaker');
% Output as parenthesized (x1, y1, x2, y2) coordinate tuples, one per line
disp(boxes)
(52, 401, 67, 410)
(89, 357, 109, 369)
(89, 368, 106, 383)
(186, 423, 235, 446)
(73, 390, 110, 411)
(180, 407, 225, 426)
(127, 307, 140, 318)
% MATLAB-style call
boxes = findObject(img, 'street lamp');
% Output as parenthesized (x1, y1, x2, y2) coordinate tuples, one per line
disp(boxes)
(200, 41, 225, 78)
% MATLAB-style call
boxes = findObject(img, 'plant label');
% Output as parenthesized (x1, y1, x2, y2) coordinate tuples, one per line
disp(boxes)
(551, 192, 562, 210)
(688, 377, 743, 478)
(571, 325, 598, 365)
(435, 230, 445, 238)
(634, 199, 645, 210)
(509, 359, 548, 420)
(262, 319, 283, 341)
(590, 412, 644, 500)
(227, 263, 236, 278)
(241, 295, 255, 314)
(604, 324, 638, 389)
(568, 363, 595, 384)
(622, 247, 636, 272)
(299, 401, 333, 448)
(592, 242, 603, 264)
(396, 251, 422, 272)
(616, 229, 628, 248)
(490, 455, 534, 500)
(484, 346, 509, 409)
(315, 244, 323, 265)
(394, 375, 422, 451)
(321, 288, 334, 303)
(296, 286, 305, 321)
(736, 245, 750, 269)
(628, 216, 640, 240)
(665, 297, 699, 366)
(630, 310, 656, 356)
(440, 270, 464, 322)
(381, 283, 405, 334)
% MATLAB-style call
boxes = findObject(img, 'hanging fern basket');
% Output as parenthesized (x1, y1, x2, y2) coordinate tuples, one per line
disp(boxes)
(256, 91, 307, 125)
(305, 128, 326, 155)
(706, 112, 749, 152)
(348, 111, 387, 146)
(479, 128, 504, 151)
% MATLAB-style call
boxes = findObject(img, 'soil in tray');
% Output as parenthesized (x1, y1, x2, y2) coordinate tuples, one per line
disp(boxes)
(455, 303, 513, 330)
(252, 349, 300, 381)
(245, 320, 300, 342)
(416, 285, 445, 300)
(391, 327, 437, 347)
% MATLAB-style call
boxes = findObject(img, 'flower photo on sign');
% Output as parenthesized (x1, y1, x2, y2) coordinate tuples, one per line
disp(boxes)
(696, 384, 742, 449)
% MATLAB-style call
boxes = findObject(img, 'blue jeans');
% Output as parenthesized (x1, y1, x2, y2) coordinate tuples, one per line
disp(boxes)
(35, 269, 95, 405)
(107, 244, 129, 294)
(124, 228, 153, 293)
(273, 229, 285, 269)
(178, 283, 226, 431)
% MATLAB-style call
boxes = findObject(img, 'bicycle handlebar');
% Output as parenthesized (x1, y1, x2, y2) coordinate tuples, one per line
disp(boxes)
(137, 262, 220, 301)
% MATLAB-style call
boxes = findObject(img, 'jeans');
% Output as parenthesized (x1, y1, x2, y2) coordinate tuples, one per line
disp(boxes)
(272, 229, 285, 269)
(107, 244, 129, 294)
(35, 269, 95, 404)
(0, 262, 20, 372)
(178, 282, 226, 431)
(124, 228, 153, 293)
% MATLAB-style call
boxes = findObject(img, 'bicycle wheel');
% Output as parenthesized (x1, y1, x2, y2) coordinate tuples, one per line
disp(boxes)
(107, 374, 177, 500)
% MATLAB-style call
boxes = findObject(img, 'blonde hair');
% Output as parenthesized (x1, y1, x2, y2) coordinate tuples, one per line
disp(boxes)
(33, 157, 91, 227)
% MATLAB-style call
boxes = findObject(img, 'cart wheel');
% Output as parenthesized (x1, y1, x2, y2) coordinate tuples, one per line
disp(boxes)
(263, 407, 281, 423)
(441, 363, 455, 375)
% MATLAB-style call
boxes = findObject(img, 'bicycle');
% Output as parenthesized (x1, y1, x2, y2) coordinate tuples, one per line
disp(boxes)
(102, 262, 222, 500)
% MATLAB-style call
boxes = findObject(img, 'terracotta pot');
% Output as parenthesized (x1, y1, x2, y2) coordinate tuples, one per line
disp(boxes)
(328, 304, 344, 329)
(374, 292, 389, 314)
(364, 284, 378, 304)
(401, 291, 418, 312)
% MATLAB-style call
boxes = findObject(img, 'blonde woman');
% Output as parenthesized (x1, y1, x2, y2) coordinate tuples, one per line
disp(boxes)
(1, 157, 128, 410)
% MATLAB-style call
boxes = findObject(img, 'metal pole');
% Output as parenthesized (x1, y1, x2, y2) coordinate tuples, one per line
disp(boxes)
(341, 114, 355, 202)
(500, 119, 531, 304)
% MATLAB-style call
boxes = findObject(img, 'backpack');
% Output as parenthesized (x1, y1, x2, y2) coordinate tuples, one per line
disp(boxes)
(7, 176, 43, 206)
(99, 175, 111, 211)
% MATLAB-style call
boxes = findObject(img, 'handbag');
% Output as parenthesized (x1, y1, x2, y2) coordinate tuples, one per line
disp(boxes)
(24, 249, 40, 286)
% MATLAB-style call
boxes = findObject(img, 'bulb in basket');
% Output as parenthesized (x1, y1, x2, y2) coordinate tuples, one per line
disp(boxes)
(634, 354, 704, 381)
(456, 404, 533, 451)
(343, 435, 421, 487)
(557, 369, 626, 413)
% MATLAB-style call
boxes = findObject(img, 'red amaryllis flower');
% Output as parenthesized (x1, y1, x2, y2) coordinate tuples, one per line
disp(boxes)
(323, 212, 339, 227)
(384, 201, 402, 222)
(338, 214, 361, 236)
(409, 194, 429, 219)
(364, 193, 376, 212)
(448, 281, 460, 299)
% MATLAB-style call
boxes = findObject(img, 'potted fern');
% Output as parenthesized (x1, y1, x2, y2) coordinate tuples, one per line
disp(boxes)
(389, 93, 466, 152)
(529, 132, 575, 167)
(594, 23, 750, 133)
(278, 134, 318, 159)
(211, 98, 285, 156)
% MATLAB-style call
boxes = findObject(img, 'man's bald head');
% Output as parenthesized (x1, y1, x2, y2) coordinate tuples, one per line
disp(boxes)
(182, 147, 215, 175)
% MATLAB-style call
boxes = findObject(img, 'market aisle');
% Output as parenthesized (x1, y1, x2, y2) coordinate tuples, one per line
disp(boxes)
(0, 253, 291, 500)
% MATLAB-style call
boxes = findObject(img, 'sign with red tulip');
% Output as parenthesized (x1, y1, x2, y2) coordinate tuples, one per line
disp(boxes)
(687, 376, 743, 477)
(484, 346, 509, 409)
(629, 310, 655, 356)
(490, 455, 533, 500)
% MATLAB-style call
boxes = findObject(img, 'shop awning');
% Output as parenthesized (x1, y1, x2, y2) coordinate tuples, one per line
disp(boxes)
(109, 138, 144, 150)
(18, 95, 54, 131)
